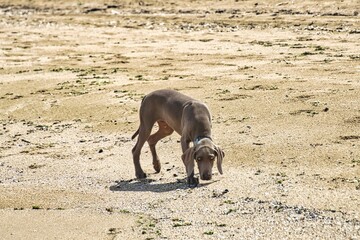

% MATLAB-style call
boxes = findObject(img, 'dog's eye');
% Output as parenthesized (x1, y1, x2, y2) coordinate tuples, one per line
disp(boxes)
(210, 155, 215, 160)
(196, 157, 202, 161)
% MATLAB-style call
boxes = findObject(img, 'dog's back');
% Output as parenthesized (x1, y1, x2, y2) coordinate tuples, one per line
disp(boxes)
(138, 89, 193, 134)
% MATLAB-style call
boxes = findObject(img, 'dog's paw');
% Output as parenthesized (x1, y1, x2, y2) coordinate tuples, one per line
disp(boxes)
(136, 172, 147, 179)
(153, 160, 161, 173)
(187, 176, 199, 188)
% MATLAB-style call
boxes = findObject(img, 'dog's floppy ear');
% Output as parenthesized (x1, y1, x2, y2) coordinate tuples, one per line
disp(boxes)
(214, 145, 224, 174)
(181, 147, 196, 177)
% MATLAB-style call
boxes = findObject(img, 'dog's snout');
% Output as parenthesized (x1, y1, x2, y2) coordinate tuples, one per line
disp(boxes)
(201, 173, 212, 180)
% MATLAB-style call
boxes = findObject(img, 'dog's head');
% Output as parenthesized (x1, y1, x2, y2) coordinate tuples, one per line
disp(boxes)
(182, 138, 224, 181)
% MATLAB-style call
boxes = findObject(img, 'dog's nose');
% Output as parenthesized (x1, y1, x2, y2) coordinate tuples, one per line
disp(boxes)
(201, 173, 212, 180)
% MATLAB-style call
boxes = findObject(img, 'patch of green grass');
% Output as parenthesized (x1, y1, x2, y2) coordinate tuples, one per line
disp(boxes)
(250, 40, 273, 47)
(28, 163, 45, 169)
(16, 70, 29, 74)
(315, 45, 326, 51)
(12, 95, 24, 100)
(274, 172, 287, 184)
(51, 67, 65, 72)
(173, 222, 192, 227)
(351, 159, 360, 164)
(301, 51, 316, 56)
(216, 223, 227, 227)
(349, 55, 360, 60)
(136, 215, 160, 237)
(276, 172, 287, 177)
(290, 109, 319, 116)
(172, 218, 192, 227)
(255, 169, 262, 175)
(225, 208, 237, 215)
(204, 230, 214, 235)
(119, 209, 130, 213)
(105, 207, 114, 213)
(276, 179, 284, 184)
(18, 45, 31, 49)
(238, 65, 255, 71)
(223, 199, 235, 204)
(199, 39, 213, 42)
(218, 89, 230, 94)
(290, 43, 306, 49)
(114, 89, 128, 94)
(244, 85, 278, 91)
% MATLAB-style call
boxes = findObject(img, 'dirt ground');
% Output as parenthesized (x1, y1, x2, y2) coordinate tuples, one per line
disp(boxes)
(0, 0, 359, 239)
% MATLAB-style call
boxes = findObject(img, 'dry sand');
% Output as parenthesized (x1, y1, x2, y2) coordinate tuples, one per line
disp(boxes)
(0, 0, 359, 239)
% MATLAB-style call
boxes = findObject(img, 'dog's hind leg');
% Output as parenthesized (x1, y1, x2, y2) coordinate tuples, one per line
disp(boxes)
(132, 122, 153, 179)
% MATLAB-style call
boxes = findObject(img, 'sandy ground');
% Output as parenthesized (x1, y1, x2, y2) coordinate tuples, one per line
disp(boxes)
(0, 0, 359, 239)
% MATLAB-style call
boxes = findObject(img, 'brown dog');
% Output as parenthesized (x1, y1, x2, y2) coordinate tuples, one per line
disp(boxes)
(131, 89, 224, 187)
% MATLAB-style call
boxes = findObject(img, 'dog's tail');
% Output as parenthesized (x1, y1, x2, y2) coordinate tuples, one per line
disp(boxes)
(131, 95, 147, 140)
(131, 128, 139, 140)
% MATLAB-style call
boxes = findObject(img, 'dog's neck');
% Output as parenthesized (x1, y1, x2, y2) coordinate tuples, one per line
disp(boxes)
(194, 136, 212, 145)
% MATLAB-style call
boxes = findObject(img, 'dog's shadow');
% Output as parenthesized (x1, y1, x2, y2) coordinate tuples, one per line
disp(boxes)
(109, 178, 217, 193)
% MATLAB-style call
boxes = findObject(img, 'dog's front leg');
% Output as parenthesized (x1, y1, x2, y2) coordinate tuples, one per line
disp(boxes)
(187, 171, 199, 188)
(181, 136, 199, 187)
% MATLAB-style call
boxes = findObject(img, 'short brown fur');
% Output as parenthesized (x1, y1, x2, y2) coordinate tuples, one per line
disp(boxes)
(131, 89, 224, 187)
